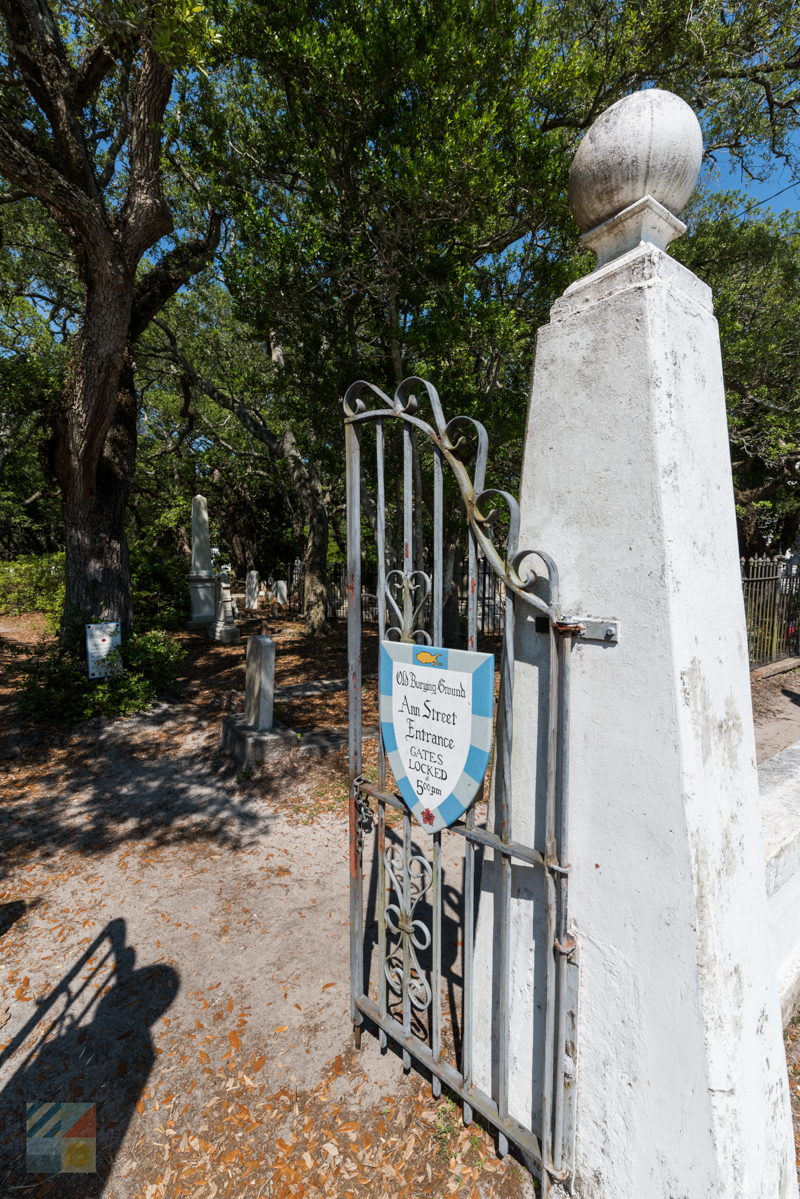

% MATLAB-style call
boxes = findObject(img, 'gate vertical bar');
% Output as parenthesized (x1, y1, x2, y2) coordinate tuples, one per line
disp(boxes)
(403, 425, 413, 581)
(539, 618, 561, 1184)
(346, 418, 364, 1041)
(431, 444, 444, 1094)
(467, 518, 478, 651)
(376, 418, 387, 657)
(552, 628, 574, 1173)
(461, 542, 479, 1126)
(402, 806, 412, 1069)
(463, 429, 487, 1126)
(433, 447, 443, 646)
(495, 579, 514, 1157)
(402, 420, 414, 1070)
(376, 418, 388, 1048)
(462, 789, 475, 1126)
(432, 832, 442, 1094)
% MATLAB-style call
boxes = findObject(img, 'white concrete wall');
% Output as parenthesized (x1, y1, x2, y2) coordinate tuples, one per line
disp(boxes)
(759, 739, 800, 1023)
(489, 242, 797, 1197)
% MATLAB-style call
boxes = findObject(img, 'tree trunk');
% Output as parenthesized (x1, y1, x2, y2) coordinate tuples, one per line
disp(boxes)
(442, 536, 463, 648)
(0, 4, 221, 647)
(271, 428, 330, 635)
(52, 274, 137, 641)
(61, 451, 134, 640)
(303, 500, 329, 636)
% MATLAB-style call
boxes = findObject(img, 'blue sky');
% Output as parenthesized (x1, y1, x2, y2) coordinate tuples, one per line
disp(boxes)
(704, 148, 800, 217)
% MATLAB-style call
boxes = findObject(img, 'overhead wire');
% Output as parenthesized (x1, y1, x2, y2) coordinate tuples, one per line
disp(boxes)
(733, 179, 800, 218)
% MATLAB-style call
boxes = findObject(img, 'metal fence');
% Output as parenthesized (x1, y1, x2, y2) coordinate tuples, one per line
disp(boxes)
(281, 553, 800, 669)
(278, 561, 379, 622)
(741, 556, 800, 669)
(283, 556, 506, 636)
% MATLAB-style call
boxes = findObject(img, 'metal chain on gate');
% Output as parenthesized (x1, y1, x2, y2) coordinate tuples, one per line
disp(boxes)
(353, 778, 374, 855)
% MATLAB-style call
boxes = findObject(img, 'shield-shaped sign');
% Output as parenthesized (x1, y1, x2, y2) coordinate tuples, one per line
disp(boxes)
(379, 641, 494, 833)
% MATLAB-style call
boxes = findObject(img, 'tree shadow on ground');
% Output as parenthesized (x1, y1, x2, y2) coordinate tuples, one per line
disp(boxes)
(0, 918, 178, 1195)
(0, 697, 275, 883)
(0, 620, 386, 882)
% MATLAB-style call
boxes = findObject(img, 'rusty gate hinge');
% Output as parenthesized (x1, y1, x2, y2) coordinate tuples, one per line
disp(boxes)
(553, 618, 619, 644)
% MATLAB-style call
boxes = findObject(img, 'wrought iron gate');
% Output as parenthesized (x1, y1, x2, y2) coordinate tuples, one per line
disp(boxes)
(344, 377, 578, 1193)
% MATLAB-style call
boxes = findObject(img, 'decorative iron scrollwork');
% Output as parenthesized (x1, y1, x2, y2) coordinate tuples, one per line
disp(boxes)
(384, 846, 432, 1011)
(385, 569, 432, 644)
(343, 376, 560, 619)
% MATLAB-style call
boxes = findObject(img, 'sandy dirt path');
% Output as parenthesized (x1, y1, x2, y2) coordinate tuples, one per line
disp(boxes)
(0, 621, 798, 1196)
(0, 623, 532, 1199)
(752, 660, 800, 762)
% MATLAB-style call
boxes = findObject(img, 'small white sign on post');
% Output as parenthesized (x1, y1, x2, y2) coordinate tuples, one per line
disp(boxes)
(85, 622, 122, 680)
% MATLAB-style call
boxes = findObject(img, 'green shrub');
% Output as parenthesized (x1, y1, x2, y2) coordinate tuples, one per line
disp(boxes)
(118, 629, 186, 689)
(18, 644, 96, 724)
(0, 553, 65, 630)
(19, 629, 186, 724)
(0, 545, 190, 633)
(130, 542, 190, 631)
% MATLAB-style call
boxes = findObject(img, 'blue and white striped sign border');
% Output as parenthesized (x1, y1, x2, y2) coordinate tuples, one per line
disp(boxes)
(379, 641, 494, 833)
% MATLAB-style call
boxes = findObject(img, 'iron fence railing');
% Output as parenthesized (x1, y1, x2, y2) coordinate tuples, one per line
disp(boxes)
(741, 556, 800, 669)
(282, 556, 507, 636)
(280, 553, 800, 669)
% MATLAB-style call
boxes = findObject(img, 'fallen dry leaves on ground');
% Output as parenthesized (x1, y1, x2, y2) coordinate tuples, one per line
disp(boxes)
(0, 849, 532, 1199)
(0, 616, 535, 1199)
(787, 1013, 800, 1179)
(3, 616, 796, 1195)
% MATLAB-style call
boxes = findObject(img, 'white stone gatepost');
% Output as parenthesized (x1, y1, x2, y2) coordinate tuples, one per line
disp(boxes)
(475, 89, 797, 1197)
(187, 494, 216, 628)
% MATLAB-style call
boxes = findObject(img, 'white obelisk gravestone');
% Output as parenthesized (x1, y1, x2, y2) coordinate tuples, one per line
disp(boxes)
(475, 89, 797, 1197)
(187, 494, 216, 628)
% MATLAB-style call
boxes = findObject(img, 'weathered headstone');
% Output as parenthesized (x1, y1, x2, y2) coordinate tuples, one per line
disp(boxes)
(474, 88, 797, 1196)
(245, 570, 260, 611)
(187, 494, 216, 629)
(208, 570, 240, 644)
(271, 579, 288, 608)
(220, 633, 299, 765)
(244, 635, 275, 731)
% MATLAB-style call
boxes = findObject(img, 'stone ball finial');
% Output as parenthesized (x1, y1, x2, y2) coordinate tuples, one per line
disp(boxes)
(569, 89, 703, 233)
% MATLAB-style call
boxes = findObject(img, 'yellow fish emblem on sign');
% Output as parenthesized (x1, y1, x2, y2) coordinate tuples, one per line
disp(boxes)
(415, 650, 442, 666)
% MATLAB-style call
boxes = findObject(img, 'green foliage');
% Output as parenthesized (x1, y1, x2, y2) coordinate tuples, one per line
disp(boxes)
(120, 629, 186, 690)
(19, 630, 186, 724)
(0, 204, 67, 557)
(130, 538, 190, 631)
(134, 301, 305, 575)
(433, 1096, 461, 1158)
(5, 0, 800, 598)
(0, 552, 64, 628)
(675, 195, 800, 553)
